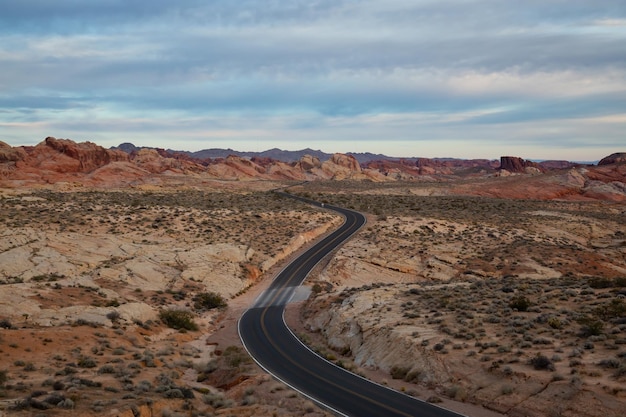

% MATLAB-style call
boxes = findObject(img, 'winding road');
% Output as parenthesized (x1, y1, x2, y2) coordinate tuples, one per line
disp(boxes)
(238, 195, 465, 417)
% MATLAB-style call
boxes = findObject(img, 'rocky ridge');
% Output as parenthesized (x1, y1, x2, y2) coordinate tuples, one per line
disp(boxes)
(1, 138, 625, 202)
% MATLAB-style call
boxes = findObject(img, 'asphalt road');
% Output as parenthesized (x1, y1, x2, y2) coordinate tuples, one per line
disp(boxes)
(239, 195, 466, 417)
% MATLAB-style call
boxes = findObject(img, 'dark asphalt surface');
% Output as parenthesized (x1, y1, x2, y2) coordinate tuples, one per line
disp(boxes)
(239, 195, 466, 417)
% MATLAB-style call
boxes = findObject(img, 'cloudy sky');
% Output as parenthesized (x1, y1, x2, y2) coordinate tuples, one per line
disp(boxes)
(1, 1, 625, 160)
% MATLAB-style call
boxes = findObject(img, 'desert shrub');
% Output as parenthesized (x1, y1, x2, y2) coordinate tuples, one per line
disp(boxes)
(106, 311, 121, 322)
(595, 299, 626, 321)
(548, 317, 562, 329)
(509, 296, 531, 312)
(529, 354, 554, 371)
(164, 389, 184, 399)
(193, 291, 227, 311)
(159, 309, 198, 331)
(390, 366, 410, 380)
(311, 283, 323, 294)
(598, 359, 621, 369)
(73, 318, 100, 328)
(58, 398, 74, 409)
(77, 356, 97, 368)
(445, 385, 467, 401)
(589, 277, 626, 289)
(203, 392, 233, 409)
(75, 378, 102, 388)
(98, 365, 116, 374)
(0, 318, 13, 329)
(223, 345, 251, 368)
(578, 317, 604, 337)
(134, 380, 152, 393)
(55, 366, 77, 376)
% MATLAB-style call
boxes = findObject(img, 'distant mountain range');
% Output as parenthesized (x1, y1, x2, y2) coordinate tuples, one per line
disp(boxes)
(114, 142, 485, 165)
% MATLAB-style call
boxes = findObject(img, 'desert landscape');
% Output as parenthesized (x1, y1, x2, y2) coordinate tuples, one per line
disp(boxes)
(0, 138, 625, 417)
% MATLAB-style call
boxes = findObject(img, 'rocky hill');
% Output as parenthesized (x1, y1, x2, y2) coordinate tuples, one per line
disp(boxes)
(1, 138, 625, 201)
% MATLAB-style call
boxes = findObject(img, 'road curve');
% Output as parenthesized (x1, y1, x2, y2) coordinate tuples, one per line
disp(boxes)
(238, 194, 466, 417)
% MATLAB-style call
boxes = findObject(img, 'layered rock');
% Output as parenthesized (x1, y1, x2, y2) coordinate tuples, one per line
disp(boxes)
(41, 137, 128, 172)
(318, 153, 362, 180)
(499, 156, 542, 174)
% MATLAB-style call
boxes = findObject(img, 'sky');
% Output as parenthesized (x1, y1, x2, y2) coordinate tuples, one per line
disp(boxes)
(1, 0, 625, 160)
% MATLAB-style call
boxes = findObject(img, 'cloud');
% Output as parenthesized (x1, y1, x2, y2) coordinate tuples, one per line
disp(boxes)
(0, 1, 625, 159)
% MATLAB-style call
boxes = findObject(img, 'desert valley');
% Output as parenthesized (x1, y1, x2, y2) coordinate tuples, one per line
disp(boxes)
(0, 137, 625, 417)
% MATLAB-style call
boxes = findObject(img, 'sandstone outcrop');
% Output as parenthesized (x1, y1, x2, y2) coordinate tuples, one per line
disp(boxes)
(599, 152, 626, 165)
(265, 160, 308, 180)
(40, 136, 128, 172)
(132, 148, 199, 174)
(331, 153, 361, 172)
(498, 156, 542, 173)
(0, 140, 27, 162)
(317, 153, 363, 180)
(297, 154, 322, 171)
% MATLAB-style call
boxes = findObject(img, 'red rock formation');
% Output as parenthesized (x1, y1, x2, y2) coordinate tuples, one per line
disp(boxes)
(250, 156, 274, 167)
(296, 155, 322, 171)
(42, 137, 128, 172)
(131, 148, 193, 174)
(266, 161, 308, 180)
(224, 155, 266, 176)
(499, 156, 542, 173)
(3, 138, 624, 203)
(330, 153, 361, 172)
(0, 141, 27, 162)
(599, 153, 626, 166)
(538, 160, 578, 170)
(315, 153, 363, 180)
(584, 163, 626, 184)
